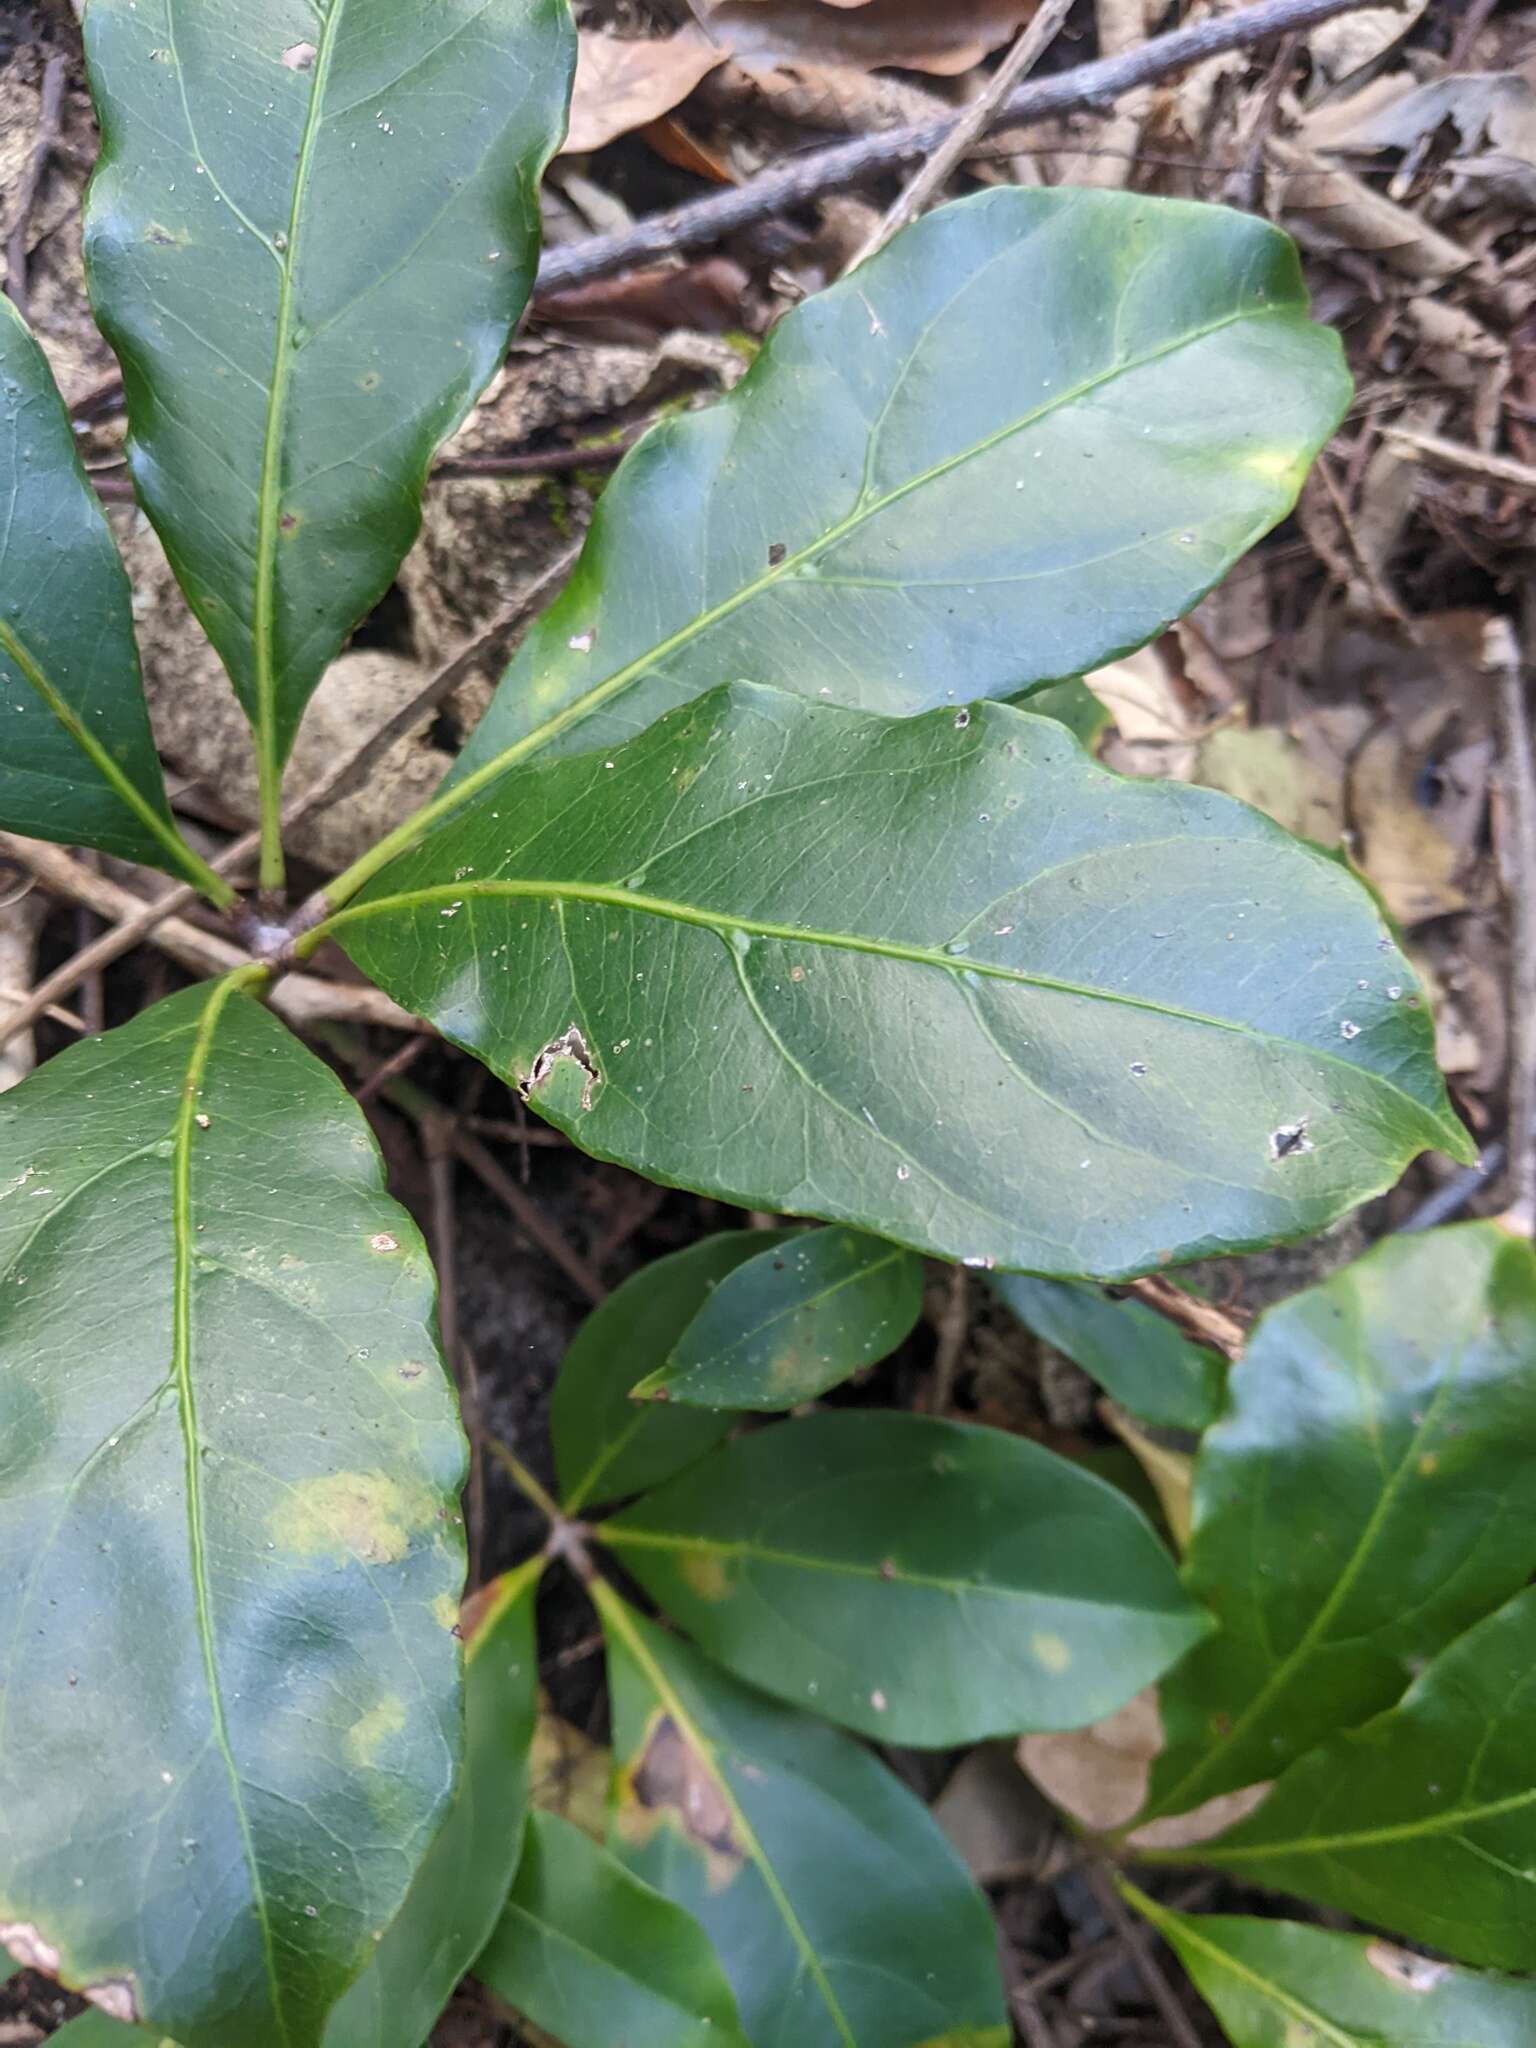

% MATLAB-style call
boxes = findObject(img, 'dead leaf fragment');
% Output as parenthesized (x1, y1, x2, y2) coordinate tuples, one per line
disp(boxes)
(565, 29, 724, 154)
(1019, 1689, 1163, 1833)
(1101, 1402, 1194, 1551)
(702, 0, 1036, 77)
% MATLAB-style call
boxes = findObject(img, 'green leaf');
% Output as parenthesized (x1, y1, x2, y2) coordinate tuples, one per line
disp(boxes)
(553, 1233, 792, 1512)
(594, 1584, 1009, 2048)
(633, 1227, 923, 1410)
(601, 1411, 1206, 1743)
(322, 1561, 542, 2048)
(81, 0, 573, 871)
(475, 1811, 750, 2048)
(0, 296, 225, 898)
(1181, 1585, 1536, 1971)
(0, 978, 466, 2048)
(991, 1272, 1223, 1430)
(1125, 1887, 1536, 2047)
(46, 2020, 155, 2047)
(330, 684, 1469, 1281)
(447, 188, 1347, 798)
(1145, 1224, 1536, 1820)
(1019, 680, 1112, 749)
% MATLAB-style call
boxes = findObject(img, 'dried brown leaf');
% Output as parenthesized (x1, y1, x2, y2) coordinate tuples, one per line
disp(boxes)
(702, 0, 1036, 77)
(565, 29, 724, 154)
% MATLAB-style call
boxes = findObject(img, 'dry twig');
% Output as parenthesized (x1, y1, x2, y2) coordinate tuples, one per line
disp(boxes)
(0, 544, 581, 1053)
(0, 835, 417, 1033)
(1489, 615, 1536, 1232)
(852, 0, 1075, 266)
(1085, 1866, 1204, 2048)
(536, 0, 1384, 296)
(1123, 1274, 1247, 1362)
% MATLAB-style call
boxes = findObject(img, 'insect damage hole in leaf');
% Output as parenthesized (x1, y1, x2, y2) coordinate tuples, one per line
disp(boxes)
(522, 1024, 601, 1113)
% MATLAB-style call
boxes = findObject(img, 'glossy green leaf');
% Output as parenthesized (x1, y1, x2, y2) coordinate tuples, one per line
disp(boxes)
(633, 1227, 923, 1410)
(332, 684, 1468, 1281)
(322, 1561, 542, 2048)
(447, 188, 1347, 799)
(991, 1272, 1223, 1430)
(594, 1585, 1009, 2048)
(553, 1233, 792, 1512)
(81, 0, 573, 842)
(1145, 1224, 1536, 1820)
(1182, 1586, 1536, 1971)
(0, 977, 466, 2048)
(0, 296, 223, 896)
(1126, 1888, 1536, 2048)
(602, 1411, 1206, 1743)
(475, 1811, 750, 2048)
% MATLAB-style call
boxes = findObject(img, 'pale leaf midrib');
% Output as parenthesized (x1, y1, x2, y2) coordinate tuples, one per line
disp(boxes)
(171, 974, 291, 2044)
(601, 1523, 1180, 1618)
(340, 299, 1296, 900)
(324, 877, 1446, 1138)
(251, 0, 348, 790)
(1194, 1778, 1536, 1863)
(594, 1586, 856, 2048)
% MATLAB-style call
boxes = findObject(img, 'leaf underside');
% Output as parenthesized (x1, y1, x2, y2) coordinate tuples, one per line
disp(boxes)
(0, 983, 466, 2048)
(82, 0, 573, 771)
(339, 684, 1468, 1280)
(991, 1270, 1224, 1431)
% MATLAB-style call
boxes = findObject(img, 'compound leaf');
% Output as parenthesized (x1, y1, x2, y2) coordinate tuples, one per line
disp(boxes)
(991, 1272, 1223, 1431)
(322, 1562, 542, 2048)
(449, 187, 1347, 793)
(1145, 1224, 1536, 1820)
(474, 1811, 750, 2048)
(552, 1233, 791, 1512)
(0, 979, 466, 2048)
(333, 684, 1469, 1281)
(602, 1411, 1206, 1744)
(82, 0, 572, 830)
(1181, 1585, 1536, 1971)
(594, 1585, 1009, 2048)
(0, 296, 222, 895)
(1126, 1888, 1536, 2048)
(633, 1227, 923, 1410)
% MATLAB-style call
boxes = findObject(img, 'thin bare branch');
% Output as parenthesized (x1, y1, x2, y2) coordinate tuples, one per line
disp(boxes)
(853, 0, 1075, 266)
(535, 0, 1385, 296)
(0, 544, 581, 1053)
(0, 835, 419, 1033)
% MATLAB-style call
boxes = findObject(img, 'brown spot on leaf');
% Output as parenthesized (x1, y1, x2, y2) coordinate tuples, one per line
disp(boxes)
(521, 1025, 600, 1113)
(0, 1921, 62, 1975)
(270, 1470, 437, 1566)
(283, 41, 317, 69)
(679, 1547, 737, 1602)
(84, 1979, 141, 2025)
(1365, 1941, 1450, 1993)
(616, 1713, 744, 1889)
